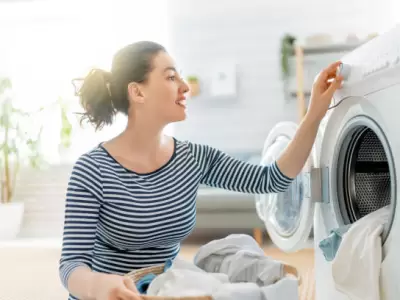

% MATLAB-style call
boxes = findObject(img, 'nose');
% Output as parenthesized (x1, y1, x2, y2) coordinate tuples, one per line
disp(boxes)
(181, 79, 190, 94)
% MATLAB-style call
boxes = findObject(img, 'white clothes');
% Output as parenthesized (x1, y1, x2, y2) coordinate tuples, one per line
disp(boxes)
(146, 234, 299, 300)
(194, 234, 284, 285)
(332, 206, 390, 300)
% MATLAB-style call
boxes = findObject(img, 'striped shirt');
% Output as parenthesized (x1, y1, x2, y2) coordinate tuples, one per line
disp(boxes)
(59, 138, 293, 299)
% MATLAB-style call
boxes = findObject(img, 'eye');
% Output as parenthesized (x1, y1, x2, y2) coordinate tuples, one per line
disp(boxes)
(168, 75, 176, 81)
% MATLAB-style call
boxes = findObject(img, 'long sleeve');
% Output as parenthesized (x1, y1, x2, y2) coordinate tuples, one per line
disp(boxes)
(188, 142, 294, 194)
(59, 154, 103, 289)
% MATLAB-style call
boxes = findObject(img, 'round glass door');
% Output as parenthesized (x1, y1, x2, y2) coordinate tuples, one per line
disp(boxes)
(257, 121, 317, 252)
(262, 136, 304, 237)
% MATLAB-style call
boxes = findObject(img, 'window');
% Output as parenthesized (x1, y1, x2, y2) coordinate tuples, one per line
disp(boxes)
(0, 0, 172, 164)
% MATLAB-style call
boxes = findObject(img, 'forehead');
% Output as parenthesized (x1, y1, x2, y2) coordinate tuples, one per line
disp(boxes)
(152, 51, 177, 71)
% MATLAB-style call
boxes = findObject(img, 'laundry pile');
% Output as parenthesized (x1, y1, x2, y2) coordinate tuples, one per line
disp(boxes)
(319, 205, 390, 300)
(135, 234, 300, 300)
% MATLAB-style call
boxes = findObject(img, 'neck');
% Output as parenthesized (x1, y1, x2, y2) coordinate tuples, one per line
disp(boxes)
(121, 116, 167, 154)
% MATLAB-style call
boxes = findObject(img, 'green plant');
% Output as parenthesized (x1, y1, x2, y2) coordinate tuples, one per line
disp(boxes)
(58, 96, 73, 149)
(0, 77, 42, 203)
(0, 77, 73, 204)
(280, 34, 297, 79)
(186, 75, 199, 83)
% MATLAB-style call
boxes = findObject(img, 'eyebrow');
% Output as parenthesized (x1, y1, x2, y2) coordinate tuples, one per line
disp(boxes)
(163, 66, 177, 73)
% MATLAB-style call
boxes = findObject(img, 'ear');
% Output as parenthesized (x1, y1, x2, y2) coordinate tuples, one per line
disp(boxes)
(127, 82, 145, 104)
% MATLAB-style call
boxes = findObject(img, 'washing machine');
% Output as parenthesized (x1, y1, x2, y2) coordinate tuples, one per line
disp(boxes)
(255, 24, 400, 299)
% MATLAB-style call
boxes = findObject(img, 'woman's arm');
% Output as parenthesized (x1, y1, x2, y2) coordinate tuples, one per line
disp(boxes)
(277, 61, 343, 178)
(189, 142, 293, 194)
(275, 115, 320, 179)
(189, 61, 343, 194)
(59, 154, 103, 299)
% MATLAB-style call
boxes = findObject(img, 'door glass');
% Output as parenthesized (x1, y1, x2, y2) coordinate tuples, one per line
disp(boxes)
(269, 175, 304, 237)
(262, 136, 305, 237)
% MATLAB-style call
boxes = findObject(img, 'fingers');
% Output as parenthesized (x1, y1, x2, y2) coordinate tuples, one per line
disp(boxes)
(325, 75, 344, 96)
(315, 61, 342, 84)
(325, 61, 342, 74)
(109, 278, 140, 300)
(116, 287, 141, 300)
(123, 277, 139, 293)
(124, 277, 142, 300)
(324, 61, 342, 78)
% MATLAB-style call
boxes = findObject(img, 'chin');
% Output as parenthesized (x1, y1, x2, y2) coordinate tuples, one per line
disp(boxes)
(170, 112, 187, 123)
(176, 114, 187, 122)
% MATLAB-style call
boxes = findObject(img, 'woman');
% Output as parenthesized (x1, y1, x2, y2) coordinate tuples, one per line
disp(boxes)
(59, 41, 343, 300)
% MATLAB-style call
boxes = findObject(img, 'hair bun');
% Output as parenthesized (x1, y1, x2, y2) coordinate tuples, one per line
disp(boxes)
(88, 68, 112, 83)
(76, 68, 116, 131)
(72, 69, 112, 96)
(101, 70, 112, 83)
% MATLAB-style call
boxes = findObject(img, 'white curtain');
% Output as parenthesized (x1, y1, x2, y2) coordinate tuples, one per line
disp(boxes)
(0, 0, 172, 164)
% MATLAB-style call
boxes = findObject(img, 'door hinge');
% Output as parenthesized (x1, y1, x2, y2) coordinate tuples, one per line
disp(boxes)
(321, 166, 330, 204)
(303, 167, 329, 203)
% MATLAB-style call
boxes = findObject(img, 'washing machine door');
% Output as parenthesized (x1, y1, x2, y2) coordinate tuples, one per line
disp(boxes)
(255, 121, 322, 252)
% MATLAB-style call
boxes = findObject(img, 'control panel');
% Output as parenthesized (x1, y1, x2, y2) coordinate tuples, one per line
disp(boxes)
(336, 63, 351, 80)
(333, 24, 400, 101)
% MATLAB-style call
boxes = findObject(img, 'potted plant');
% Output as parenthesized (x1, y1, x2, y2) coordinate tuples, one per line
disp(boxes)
(57, 96, 73, 163)
(280, 34, 297, 79)
(0, 77, 73, 239)
(186, 75, 200, 97)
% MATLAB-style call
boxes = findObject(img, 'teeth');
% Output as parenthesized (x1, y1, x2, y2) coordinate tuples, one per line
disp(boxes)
(176, 99, 186, 106)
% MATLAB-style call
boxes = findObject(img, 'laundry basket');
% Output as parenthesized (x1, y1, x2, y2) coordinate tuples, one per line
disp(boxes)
(125, 264, 213, 300)
(125, 262, 301, 300)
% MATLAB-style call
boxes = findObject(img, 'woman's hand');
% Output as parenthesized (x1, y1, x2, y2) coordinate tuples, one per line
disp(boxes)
(306, 61, 344, 122)
(90, 273, 141, 300)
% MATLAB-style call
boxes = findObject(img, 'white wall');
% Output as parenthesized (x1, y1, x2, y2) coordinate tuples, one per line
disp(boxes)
(0, 0, 170, 165)
(167, 0, 398, 153)
(6, 0, 399, 238)
(0, 0, 171, 238)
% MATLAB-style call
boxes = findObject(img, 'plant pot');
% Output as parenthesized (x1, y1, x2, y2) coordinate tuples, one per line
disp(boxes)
(0, 202, 24, 240)
(188, 81, 200, 97)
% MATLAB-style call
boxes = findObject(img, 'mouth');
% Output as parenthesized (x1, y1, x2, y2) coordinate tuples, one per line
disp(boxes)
(175, 99, 187, 108)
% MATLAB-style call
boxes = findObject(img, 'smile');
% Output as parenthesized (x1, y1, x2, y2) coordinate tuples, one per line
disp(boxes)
(176, 99, 187, 108)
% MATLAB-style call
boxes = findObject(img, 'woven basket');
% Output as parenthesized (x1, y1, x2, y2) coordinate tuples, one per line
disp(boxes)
(125, 264, 212, 300)
(125, 262, 301, 300)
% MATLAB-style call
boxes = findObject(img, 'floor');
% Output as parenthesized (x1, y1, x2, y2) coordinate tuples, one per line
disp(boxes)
(0, 238, 315, 300)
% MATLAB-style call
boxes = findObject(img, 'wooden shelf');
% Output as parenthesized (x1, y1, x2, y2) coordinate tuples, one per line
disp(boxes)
(290, 41, 367, 56)
(295, 46, 306, 122)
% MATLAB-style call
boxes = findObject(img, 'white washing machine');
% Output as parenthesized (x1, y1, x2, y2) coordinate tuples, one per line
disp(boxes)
(255, 24, 400, 299)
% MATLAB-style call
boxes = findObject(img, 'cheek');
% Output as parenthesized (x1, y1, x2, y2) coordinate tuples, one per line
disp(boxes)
(161, 81, 179, 102)
(145, 76, 179, 101)
(148, 83, 177, 111)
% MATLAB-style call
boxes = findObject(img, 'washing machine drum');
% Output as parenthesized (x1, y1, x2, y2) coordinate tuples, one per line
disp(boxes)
(339, 126, 392, 223)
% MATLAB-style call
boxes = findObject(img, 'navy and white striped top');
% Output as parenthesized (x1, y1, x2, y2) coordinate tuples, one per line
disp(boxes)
(59, 138, 293, 299)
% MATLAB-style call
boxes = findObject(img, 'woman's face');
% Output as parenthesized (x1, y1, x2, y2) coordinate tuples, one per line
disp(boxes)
(133, 51, 190, 125)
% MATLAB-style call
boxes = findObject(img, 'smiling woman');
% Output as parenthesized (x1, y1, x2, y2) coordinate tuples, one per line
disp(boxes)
(76, 42, 190, 132)
(0, 0, 171, 164)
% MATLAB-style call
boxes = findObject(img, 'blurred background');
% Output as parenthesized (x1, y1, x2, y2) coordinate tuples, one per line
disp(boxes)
(0, 0, 398, 299)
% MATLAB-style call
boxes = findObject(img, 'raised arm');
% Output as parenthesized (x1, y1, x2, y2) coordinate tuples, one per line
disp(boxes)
(189, 61, 343, 194)
(59, 154, 103, 299)
(276, 61, 343, 178)
(189, 142, 293, 194)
